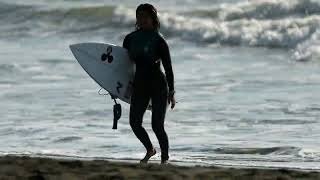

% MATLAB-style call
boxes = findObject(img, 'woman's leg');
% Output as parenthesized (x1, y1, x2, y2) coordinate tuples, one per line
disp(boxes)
(129, 90, 154, 154)
(151, 89, 169, 162)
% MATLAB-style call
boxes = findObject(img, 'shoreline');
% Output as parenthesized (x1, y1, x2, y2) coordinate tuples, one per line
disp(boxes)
(1, 153, 318, 172)
(0, 155, 319, 180)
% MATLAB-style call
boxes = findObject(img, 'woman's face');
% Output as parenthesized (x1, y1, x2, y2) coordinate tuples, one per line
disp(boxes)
(136, 10, 153, 30)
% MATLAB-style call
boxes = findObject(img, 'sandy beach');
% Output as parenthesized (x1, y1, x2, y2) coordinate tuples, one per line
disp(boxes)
(0, 156, 318, 180)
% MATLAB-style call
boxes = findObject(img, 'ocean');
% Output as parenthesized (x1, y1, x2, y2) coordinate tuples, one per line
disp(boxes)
(1, 0, 320, 170)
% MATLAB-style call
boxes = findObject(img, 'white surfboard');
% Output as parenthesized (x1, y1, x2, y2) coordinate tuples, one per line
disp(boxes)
(69, 43, 135, 104)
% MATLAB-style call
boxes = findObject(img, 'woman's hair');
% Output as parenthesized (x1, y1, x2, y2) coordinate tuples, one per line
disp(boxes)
(135, 3, 160, 30)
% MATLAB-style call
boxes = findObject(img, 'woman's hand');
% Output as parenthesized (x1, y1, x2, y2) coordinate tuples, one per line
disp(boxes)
(168, 91, 176, 109)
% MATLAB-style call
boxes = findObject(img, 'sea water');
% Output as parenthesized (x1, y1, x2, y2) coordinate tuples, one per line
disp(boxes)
(1, 0, 320, 170)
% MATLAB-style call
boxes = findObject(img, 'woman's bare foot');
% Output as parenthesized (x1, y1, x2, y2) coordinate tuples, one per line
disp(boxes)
(161, 159, 168, 164)
(140, 148, 156, 164)
(161, 154, 169, 164)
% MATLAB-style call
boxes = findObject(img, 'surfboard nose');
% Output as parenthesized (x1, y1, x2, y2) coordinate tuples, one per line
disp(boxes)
(69, 43, 81, 52)
(70, 43, 89, 57)
(70, 43, 96, 54)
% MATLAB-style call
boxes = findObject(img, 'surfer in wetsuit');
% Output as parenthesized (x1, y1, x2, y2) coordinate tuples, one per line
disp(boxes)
(122, 3, 176, 164)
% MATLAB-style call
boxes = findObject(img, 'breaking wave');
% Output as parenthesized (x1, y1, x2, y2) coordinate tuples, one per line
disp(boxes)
(1, 0, 319, 61)
(0, 2, 116, 36)
(114, 0, 320, 61)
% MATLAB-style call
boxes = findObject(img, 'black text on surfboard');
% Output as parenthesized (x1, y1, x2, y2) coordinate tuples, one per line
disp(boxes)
(101, 46, 114, 63)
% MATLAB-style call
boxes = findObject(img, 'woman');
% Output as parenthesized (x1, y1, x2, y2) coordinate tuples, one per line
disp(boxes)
(123, 3, 176, 164)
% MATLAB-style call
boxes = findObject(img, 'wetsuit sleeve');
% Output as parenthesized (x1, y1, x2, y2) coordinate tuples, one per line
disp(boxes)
(159, 38, 175, 92)
(123, 34, 130, 50)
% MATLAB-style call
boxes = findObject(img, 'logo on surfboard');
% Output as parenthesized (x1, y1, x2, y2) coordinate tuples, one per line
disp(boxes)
(101, 46, 114, 63)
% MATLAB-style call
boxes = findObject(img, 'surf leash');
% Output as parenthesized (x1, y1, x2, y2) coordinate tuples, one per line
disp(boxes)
(111, 95, 122, 130)
(98, 88, 122, 130)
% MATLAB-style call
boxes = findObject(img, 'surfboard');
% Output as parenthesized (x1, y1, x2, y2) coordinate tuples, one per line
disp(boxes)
(69, 43, 135, 104)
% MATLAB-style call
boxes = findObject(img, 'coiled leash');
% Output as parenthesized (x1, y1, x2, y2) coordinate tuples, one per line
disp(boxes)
(99, 88, 122, 129)
(111, 95, 121, 130)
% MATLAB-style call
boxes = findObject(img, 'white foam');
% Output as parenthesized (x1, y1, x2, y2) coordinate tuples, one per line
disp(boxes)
(293, 27, 320, 61)
(214, 0, 320, 20)
(116, 7, 319, 45)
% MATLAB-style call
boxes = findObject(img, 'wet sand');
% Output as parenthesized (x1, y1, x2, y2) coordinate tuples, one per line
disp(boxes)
(0, 155, 319, 180)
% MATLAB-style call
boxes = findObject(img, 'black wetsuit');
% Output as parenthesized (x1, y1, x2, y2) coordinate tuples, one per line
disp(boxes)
(123, 29, 174, 161)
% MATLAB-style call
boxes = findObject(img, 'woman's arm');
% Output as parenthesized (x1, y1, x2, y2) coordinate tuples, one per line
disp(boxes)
(159, 37, 176, 109)
(159, 38, 176, 109)
(159, 38, 174, 93)
(123, 35, 130, 50)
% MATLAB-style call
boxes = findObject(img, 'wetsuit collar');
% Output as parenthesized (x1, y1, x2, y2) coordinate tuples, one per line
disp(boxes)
(139, 28, 157, 32)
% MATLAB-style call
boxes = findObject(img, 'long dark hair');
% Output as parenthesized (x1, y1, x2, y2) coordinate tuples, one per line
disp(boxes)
(135, 3, 160, 31)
